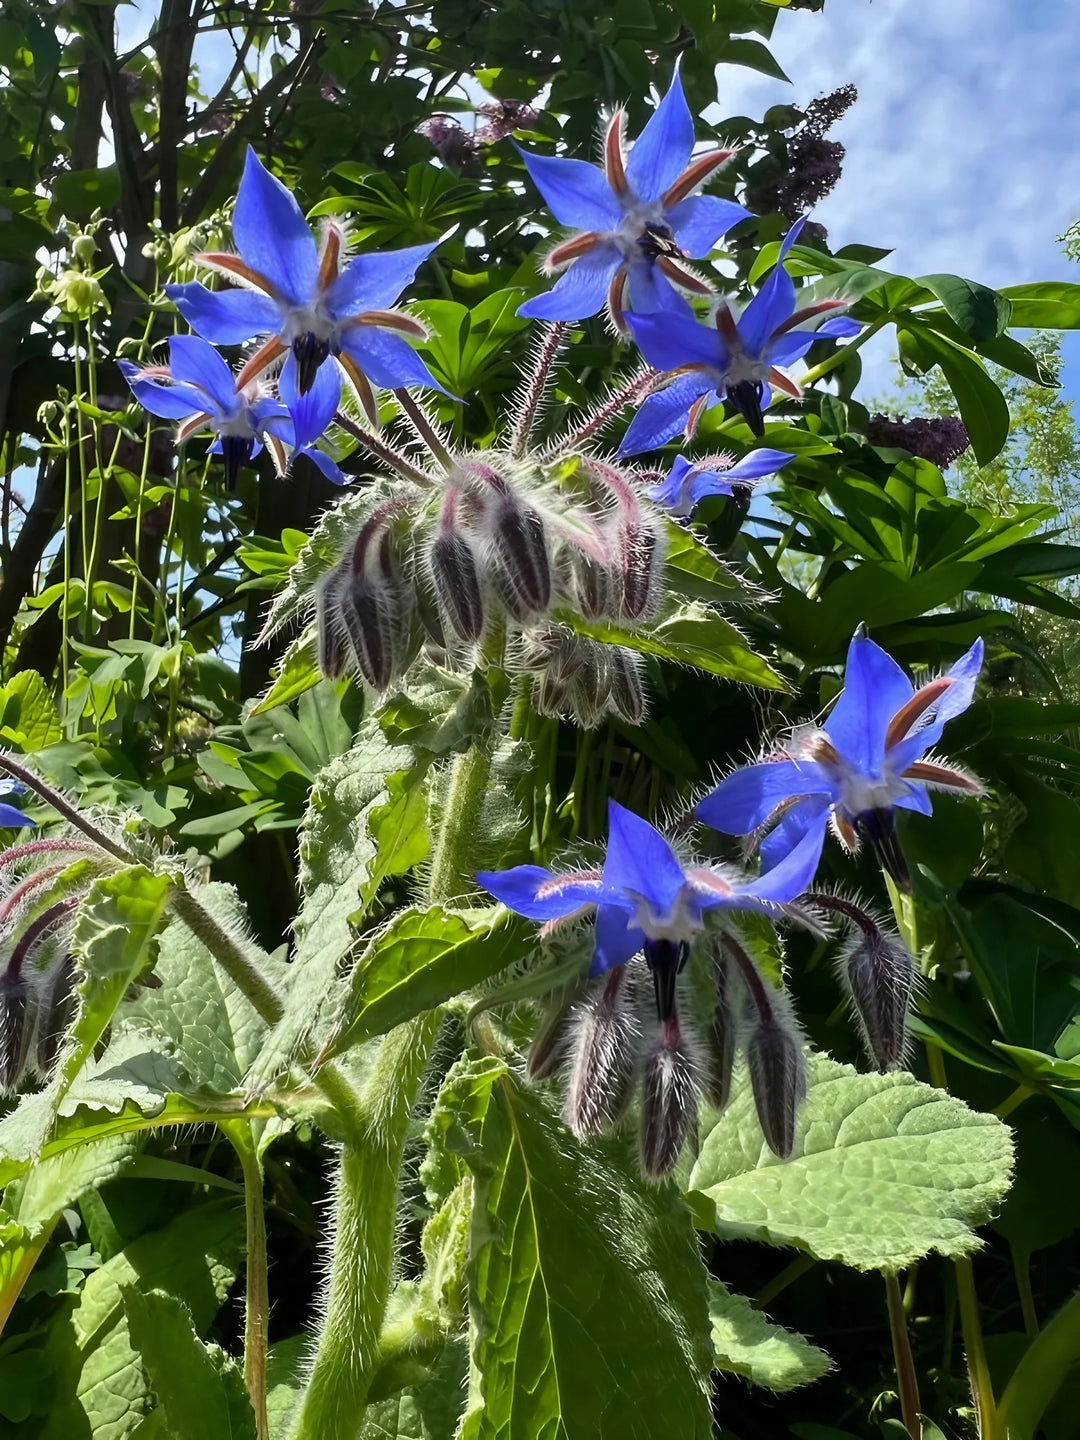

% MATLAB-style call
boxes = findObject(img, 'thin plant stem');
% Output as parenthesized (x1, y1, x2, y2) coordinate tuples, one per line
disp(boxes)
(753, 1252, 817, 1310)
(549, 367, 652, 456)
(61, 419, 73, 729)
(1012, 1244, 1039, 1341)
(800, 318, 886, 387)
(994, 1082, 1033, 1119)
(956, 1255, 999, 1440)
(509, 321, 567, 457)
(393, 389, 452, 471)
(999, 1283, 1080, 1440)
(334, 411, 433, 488)
(886, 1271, 923, 1440)
(0, 753, 133, 863)
(129, 425, 154, 638)
(169, 887, 285, 1024)
(225, 1122, 270, 1440)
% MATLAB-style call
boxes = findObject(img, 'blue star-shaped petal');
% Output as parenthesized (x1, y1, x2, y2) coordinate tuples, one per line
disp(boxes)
(648, 448, 794, 517)
(120, 335, 345, 488)
(516, 72, 750, 332)
(697, 627, 985, 890)
(0, 778, 34, 830)
(478, 799, 819, 1021)
(165, 148, 445, 427)
(619, 218, 862, 453)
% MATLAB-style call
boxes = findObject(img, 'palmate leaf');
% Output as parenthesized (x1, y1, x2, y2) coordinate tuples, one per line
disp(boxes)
(708, 1280, 831, 1392)
(428, 1056, 714, 1440)
(687, 1056, 1014, 1273)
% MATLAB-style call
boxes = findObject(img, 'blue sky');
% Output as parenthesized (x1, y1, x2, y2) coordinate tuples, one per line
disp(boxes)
(716, 0, 1080, 399)
(114, 0, 1080, 403)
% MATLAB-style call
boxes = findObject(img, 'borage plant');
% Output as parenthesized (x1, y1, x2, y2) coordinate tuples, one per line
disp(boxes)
(2, 39, 1064, 1440)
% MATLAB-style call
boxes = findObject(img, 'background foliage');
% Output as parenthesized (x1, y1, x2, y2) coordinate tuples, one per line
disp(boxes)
(3, 1, 1080, 1438)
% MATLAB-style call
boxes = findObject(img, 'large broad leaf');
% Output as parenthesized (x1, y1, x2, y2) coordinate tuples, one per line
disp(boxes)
(428, 1056, 714, 1440)
(663, 522, 761, 606)
(123, 882, 277, 1093)
(708, 1280, 831, 1392)
(997, 281, 1080, 328)
(318, 905, 534, 1062)
(37, 1200, 243, 1440)
(122, 1288, 256, 1440)
(559, 606, 786, 689)
(687, 1055, 1014, 1272)
(917, 274, 1011, 341)
(246, 725, 429, 1088)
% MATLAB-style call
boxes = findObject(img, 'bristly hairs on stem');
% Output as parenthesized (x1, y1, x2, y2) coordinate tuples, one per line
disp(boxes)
(393, 389, 453, 471)
(543, 366, 654, 457)
(508, 321, 569, 459)
(0, 752, 133, 865)
(334, 411, 434, 489)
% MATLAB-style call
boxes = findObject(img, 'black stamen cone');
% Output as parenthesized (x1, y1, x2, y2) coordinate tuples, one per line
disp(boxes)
(854, 806, 911, 891)
(643, 937, 690, 1024)
(637, 222, 681, 261)
(728, 379, 765, 437)
(292, 332, 331, 395)
(220, 434, 255, 492)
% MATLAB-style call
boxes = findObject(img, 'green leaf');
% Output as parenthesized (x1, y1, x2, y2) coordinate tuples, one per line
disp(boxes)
(918, 274, 1011, 340)
(251, 625, 321, 716)
(0, 669, 63, 750)
(122, 1288, 256, 1440)
(687, 1055, 1014, 1272)
(319, 905, 535, 1061)
(360, 1341, 469, 1440)
(997, 281, 1080, 328)
(898, 325, 1009, 465)
(430, 1057, 715, 1440)
(558, 606, 786, 689)
(663, 521, 761, 605)
(708, 1280, 831, 1392)
(246, 726, 429, 1088)
(37, 1200, 243, 1440)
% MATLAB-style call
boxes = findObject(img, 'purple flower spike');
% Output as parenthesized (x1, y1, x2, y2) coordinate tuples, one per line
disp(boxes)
(648, 448, 794, 517)
(517, 71, 750, 333)
(478, 799, 819, 1024)
(120, 335, 344, 489)
(697, 625, 986, 891)
(165, 148, 445, 428)
(620, 218, 861, 453)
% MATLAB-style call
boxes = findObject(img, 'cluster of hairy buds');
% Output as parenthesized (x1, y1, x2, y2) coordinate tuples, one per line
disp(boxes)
(806, 892, 918, 1070)
(867, 413, 971, 468)
(0, 839, 100, 1091)
(521, 626, 646, 726)
(526, 928, 809, 1179)
(419, 99, 536, 170)
(315, 448, 667, 726)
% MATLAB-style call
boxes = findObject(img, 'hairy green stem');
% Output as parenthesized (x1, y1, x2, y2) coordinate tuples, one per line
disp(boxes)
(753, 1251, 816, 1310)
(288, 1012, 440, 1440)
(224, 1123, 270, 1440)
(0, 753, 133, 863)
(169, 886, 285, 1025)
(956, 1256, 998, 1440)
(886, 1271, 922, 1440)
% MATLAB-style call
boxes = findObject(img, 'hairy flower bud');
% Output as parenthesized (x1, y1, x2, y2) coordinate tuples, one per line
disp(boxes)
(701, 946, 737, 1113)
(331, 513, 417, 692)
(315, 573, 349, 680)
(527, 986, 583, 1081)
(0, 970, 33, 1094)
(640, 1019, 698, 1180)
(568, 642, 612, 729)
(607, 647, 646, 725)
(746, 1006, 806, 1160)
(491, 497, 552, 620)
(429, 529, 485, 642)
(617, 515, 664, 621)
(573, 555, 617, 621)
(842, 926, 916, 1071)
(564, 965, 641, 1139)
(35, 953, 78, 1074)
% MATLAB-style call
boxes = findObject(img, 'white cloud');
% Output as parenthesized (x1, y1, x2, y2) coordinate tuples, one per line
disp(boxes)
(713, 0, 1080, 397)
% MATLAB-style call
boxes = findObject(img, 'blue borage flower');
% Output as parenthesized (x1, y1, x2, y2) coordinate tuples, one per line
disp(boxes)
(619, 218, 862, 453)
(516, 71, 750, 332)
(697, 626, 985, 891)
(477, 798, 820, 1023)
(119, 334, 344, 489)
(165, 148, 444, 426)
(0, 780, 34, 830)
(648, 448, 794, 518)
